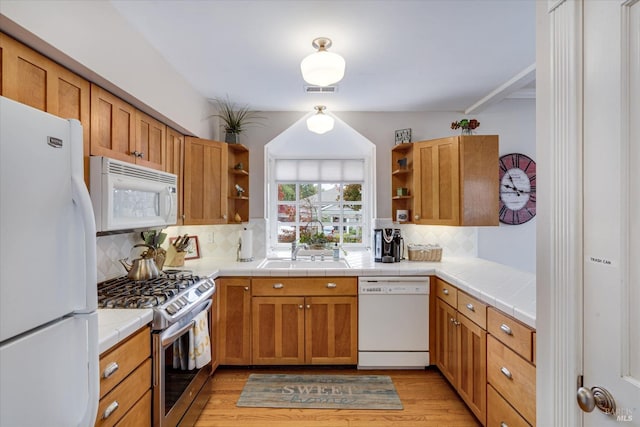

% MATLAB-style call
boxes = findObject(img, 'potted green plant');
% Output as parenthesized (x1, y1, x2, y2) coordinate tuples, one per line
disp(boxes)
(213, 96, 264, 144)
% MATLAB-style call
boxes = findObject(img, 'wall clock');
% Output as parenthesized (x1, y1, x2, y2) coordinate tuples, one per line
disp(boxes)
(499, 153, 536, 225)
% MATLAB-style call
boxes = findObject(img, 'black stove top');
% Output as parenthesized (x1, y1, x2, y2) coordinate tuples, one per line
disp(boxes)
(97, 271, 204, 309)
(98, 270, 216, 330)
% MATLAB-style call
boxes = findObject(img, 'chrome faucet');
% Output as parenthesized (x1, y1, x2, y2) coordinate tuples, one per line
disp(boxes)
(291, 242, 308, 261)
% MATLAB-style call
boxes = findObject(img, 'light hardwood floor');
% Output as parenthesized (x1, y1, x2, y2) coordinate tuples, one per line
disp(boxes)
(194, 367, 481, 427)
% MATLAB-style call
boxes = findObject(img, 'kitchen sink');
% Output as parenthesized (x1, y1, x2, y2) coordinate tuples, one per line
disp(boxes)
(258, 258, 351, 269)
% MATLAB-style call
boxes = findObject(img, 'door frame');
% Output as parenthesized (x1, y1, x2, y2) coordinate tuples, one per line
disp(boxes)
(536, 0, 584, 425)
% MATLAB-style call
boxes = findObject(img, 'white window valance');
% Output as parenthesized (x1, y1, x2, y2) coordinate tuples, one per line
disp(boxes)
(274, 159, 365, 182)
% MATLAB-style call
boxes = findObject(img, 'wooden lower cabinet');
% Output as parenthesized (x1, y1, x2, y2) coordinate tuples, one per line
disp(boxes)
(434, 283, 487, 425)
(96, 327, 151, 427)
(252, 296, 305, 364)
(457, 311, 487, 424)
(305, 296, 358, 365)
(240, 277, 358, 366)
(435, 297, 458, 384)
(487, 385, 530, 427)
(487, 333, 536, 425)
(218, 278, 252, 365)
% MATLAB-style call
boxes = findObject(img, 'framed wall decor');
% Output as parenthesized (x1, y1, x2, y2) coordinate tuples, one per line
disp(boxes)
(394, 128, 412, 144)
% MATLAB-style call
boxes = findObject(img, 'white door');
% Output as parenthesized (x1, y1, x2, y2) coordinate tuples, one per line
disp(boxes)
(582, 0, 640, 425)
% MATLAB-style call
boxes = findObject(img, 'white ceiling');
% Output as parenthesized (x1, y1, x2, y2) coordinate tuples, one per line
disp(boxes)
(111, 0, 535, 113)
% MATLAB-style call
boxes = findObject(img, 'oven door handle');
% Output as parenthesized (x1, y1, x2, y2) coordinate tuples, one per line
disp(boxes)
(159, 299, 212, 348)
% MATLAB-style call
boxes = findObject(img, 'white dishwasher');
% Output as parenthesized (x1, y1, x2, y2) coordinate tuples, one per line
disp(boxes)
(358, 276, 430, 369)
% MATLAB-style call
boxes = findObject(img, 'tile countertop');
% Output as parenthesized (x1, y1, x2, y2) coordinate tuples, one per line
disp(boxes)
(181, 252, 537, 329)
(97, 308, 153, 355)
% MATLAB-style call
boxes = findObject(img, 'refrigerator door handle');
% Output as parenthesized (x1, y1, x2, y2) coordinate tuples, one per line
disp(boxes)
(79, 313, 100, 427)
(70, 120, 97, 312)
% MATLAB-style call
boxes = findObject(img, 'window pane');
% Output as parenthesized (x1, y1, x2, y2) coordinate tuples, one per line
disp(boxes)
(320, 183, 340, 202)
(277, 225, 296, 243)
(343, 184, 362, 202)
(278, 184, 296, 201)
(277, 204, 296, 222)
(344, 204, 363, 222)
(300, 183, 319, 199)
(343, 226, 363, 243)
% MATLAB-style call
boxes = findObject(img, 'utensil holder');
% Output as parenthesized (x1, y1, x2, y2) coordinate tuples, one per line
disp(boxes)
(165, 246, 186, 267)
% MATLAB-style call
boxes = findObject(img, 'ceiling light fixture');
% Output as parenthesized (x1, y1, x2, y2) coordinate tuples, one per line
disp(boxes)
(306, 105, 334, 134)
(300, 37, 345, 87)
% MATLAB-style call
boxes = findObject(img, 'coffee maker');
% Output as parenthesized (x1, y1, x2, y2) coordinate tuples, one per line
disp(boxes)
(373, 228, 404, 263)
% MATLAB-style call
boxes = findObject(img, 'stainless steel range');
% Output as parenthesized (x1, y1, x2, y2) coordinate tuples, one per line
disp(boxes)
(98, 271, 216, 427)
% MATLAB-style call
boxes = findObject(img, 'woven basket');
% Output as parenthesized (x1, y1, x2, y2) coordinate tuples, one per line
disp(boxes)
(407, 244, 442, 262)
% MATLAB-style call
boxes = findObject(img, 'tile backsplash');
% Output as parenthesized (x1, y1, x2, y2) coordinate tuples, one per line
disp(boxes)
(96, 218, 475, 282)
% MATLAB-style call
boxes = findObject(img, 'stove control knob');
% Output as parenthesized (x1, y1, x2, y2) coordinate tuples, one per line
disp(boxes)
(178, 297, 188, 307)
(166, 305, 177, 315)
(197, 283, 210, 293)
(171, 303, 182, 313)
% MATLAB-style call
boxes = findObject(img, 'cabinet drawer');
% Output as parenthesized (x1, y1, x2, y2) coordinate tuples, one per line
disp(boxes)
(99, 327, 150, 398)
(114, 389, 151, 427)
(487, 384, 531, 427)
(96, 358, 151, 427)
(487, 336, 536, 425)
(252, 277, 357, 296)
(457, 292, 487, 329)
(488, 308, 534, 362)
(435, 278, 458, 307)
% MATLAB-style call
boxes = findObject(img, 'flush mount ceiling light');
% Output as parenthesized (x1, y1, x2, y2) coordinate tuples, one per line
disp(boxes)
(306, 105, 334, 134)
(300, 37, 346, 87)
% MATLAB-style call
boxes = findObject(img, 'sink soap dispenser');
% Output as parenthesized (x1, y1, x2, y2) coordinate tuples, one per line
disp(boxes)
(333, 243, 340, 261)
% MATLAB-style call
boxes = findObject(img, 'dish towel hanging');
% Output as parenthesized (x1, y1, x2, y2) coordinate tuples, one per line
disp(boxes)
(172, 310, 211, 370)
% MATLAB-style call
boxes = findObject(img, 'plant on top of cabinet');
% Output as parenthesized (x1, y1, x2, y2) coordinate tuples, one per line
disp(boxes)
(213, 96, 264, 144)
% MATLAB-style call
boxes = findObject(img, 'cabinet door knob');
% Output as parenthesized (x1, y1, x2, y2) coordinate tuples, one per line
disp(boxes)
(102, 401, 119, 419)
(443, 289, 449, 295)
(500, 366, 513, 380)
(466, 303, 475, 312)
(102, 361, 119, 379)
(298, 304, 303, 309)
(243, 286, 249, 291)
(306, 304, 311, 309)
(500, 324, 513, 335)
(414, 214, 420, 220)
(273, 283, 284, 289)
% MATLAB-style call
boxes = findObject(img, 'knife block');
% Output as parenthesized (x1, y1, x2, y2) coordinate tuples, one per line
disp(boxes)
(164, 246, 186, 267)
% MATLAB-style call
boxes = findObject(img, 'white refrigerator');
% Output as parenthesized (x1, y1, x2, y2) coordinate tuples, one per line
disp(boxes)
(0, 97, 99, 426)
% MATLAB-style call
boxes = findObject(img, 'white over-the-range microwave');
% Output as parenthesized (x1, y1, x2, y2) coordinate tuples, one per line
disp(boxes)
(90, 156, 178, 232)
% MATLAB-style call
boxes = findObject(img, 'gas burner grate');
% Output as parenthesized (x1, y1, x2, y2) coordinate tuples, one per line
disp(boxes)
(97, 272, 204, 309)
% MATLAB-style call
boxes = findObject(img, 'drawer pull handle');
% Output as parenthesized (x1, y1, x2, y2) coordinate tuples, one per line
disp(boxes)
(500, 324, 513, 335)
(326, 282, 337, 288)
(102, 362, 119, 379)
(443, 289, 449, 295)
(273, 283, 284, 289)
(466, 303, 475, 312)
(500, 423, 508, 427)
(102, 401, 119, 419)
(500, 366, 513, 380)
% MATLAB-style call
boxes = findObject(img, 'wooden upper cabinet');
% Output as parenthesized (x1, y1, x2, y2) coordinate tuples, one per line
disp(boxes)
(1, 33, 91, 185)
(166, 128, 185, 225)
(90, 84, 135, 163)
(183, 137, 228, 224)
(134, 110, 166, 170)
(413, 135, 499, 226)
